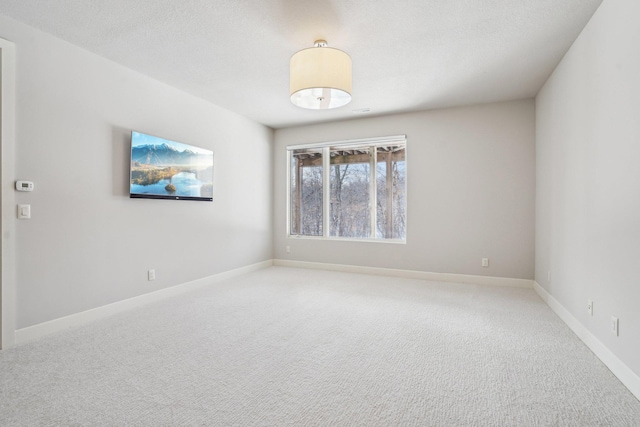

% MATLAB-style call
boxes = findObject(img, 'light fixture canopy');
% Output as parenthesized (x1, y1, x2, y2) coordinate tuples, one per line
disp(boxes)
(290, 40, 352, 109)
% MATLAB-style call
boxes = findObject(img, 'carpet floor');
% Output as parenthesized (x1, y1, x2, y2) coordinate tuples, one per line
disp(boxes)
(1, 266, 639, 426)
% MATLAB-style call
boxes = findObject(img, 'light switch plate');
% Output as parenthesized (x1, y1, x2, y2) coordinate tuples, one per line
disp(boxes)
(17, 204, 31, 219)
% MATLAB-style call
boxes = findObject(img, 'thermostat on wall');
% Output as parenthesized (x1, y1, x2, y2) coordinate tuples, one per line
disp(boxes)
(15, 181, 34, 192)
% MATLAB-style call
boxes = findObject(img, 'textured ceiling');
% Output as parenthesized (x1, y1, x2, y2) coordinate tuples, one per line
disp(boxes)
(0, 0, 603, 129)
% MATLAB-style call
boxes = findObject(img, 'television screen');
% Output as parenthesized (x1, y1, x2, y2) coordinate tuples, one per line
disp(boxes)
(129, 131, 214, 201)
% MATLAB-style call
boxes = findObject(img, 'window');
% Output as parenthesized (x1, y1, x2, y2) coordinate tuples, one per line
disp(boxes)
(288, 136, 406, 241)
(290, 148, 323, 236)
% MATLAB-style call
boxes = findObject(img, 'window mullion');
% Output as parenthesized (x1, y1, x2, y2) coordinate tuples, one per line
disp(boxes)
(370, 146, 377, 239)
(322, 146, 330, 238)
(386, 152, 393, 238)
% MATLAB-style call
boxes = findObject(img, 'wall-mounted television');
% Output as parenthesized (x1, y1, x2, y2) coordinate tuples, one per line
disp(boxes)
(129, 131, 214, 201)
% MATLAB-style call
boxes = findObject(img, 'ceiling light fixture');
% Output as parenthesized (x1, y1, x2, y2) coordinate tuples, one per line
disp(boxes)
(290, 40, 352, 109)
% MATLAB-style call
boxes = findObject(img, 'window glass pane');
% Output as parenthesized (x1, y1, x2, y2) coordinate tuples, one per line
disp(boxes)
(376, 145, 406, 239)
(290, 149, 323, 236)
(330, 147, 371, 238)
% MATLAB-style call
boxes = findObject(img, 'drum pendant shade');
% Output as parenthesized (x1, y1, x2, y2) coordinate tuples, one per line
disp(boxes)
(290, 40, 352, 109)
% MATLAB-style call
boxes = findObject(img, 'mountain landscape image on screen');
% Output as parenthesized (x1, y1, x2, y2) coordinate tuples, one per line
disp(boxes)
(130, 132, 214, 200)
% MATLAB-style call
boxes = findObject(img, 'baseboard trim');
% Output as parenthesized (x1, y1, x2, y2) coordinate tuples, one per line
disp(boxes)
(533, 281, 640, 400)
(273, 259, 533, 288)
(15, 260, 273, 346)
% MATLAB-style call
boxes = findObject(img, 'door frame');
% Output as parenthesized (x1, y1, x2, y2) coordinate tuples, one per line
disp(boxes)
(1, 37, 16, 349)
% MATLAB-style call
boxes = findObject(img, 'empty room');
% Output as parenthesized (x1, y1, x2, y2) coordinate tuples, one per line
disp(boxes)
(0, 0, 639, 425)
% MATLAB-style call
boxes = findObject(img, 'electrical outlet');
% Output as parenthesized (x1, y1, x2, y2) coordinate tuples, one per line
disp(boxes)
(611, 316, 619, 336)
(285, 245, 291, 254)
(482, 258, 489, 267)
(148, 269, 156, 281)
(587, 300, 593, 316)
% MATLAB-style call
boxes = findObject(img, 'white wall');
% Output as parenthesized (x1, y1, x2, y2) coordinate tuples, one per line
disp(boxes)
(0, 15, 273, 330)
(274, 100, 535, 279)
(536, 0, 639, 377)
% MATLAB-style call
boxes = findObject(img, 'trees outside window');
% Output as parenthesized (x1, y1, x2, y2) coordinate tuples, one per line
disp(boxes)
(288, 137, 406, 241)
(290, 149, 322, 236)
(376, 145, 406, 239)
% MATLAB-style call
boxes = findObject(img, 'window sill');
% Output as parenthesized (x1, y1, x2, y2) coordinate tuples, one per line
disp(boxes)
(287, 234, 406, 244)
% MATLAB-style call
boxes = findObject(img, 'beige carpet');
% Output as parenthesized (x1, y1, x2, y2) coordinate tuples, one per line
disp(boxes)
(1, 267, 639, 426)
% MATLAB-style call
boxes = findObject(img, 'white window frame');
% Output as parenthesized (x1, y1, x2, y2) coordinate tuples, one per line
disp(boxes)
(286, 135, 407, 243)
